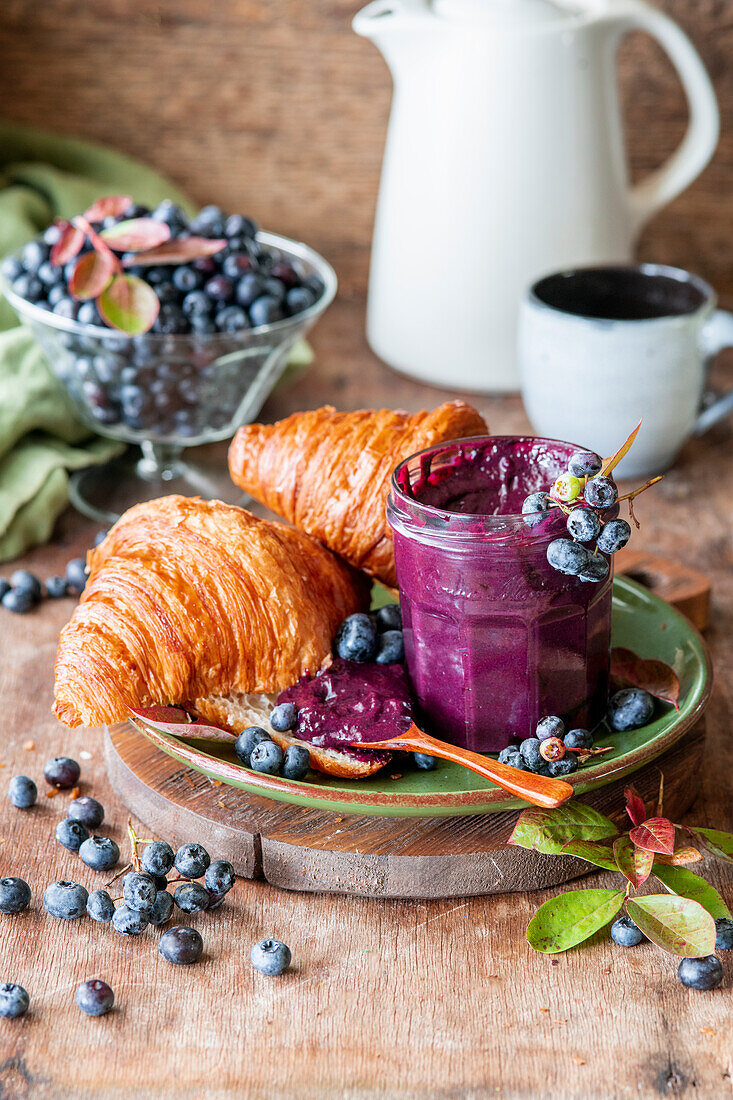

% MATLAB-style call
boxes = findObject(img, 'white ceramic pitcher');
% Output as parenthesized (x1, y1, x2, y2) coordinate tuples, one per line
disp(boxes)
(354, 0, 719, 392)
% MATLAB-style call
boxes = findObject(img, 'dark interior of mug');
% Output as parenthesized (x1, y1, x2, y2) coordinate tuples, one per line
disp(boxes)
(532, 266, 709, 321)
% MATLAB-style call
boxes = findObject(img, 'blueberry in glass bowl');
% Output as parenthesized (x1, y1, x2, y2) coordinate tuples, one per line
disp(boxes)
(0, 201, 336, 523)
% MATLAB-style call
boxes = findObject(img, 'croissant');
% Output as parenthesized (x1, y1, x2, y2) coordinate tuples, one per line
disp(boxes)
(53, 495, 370, 729)
(228, 401, 487, 586)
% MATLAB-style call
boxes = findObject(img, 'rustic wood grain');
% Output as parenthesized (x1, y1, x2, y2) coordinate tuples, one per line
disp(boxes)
(0, 1, 732, 296)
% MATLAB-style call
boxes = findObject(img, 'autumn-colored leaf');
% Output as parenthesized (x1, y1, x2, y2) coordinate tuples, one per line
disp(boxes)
(613, 834, 653, 888)
(69, 250, 117, 300)
(508, 803, 618, 856)
(100, 217, 171, 252)
(687, 827, 733, 864)
(629, 817, 675, 855)
(655, 847, 702, 867)
(561, 840, 618, 871)
(128, 236, 227, 266)
(527, 889, 625, 953)
(610, 647, 680, 708)
(653, 864, 731, 919)
(599, 420, 642, 478)
(83, 194, 133, 222)
(626, 895, 715, 957)
(50, 220, 85, 266)
(128, 704, 236, 745)
(98, 274, 160, 335)
(624, 785, 647, 827)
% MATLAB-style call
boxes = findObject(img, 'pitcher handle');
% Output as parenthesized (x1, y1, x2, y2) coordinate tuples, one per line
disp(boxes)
(694, 310, 733, 436)
(353, 0, 430, 36)
(609, 1, 719, 236)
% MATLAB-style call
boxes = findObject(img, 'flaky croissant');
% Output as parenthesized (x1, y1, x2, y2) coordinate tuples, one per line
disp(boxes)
(228, 401, 487, 586)
(54, 495, 369, 729)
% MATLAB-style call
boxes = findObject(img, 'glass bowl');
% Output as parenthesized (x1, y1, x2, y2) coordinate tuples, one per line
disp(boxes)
(1, 232, 336, 523)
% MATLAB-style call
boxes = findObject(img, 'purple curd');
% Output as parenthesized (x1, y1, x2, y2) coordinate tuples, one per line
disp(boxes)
(387, 436, 612, 752)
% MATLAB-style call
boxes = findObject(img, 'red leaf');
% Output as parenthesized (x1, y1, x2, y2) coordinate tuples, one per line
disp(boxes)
(100, 218, 171, 252)
(128, 704, 236, 744)
(610, 647, 680, 709)
(613, 835, 654, 888)
(599, 420, 642, 478)
(624, 785, 647, 826)
(127, 237, 227, 266)
(629, 816, 676, 855)
(82, 194, 133, 222)
(50, 220, 85, 266)
(69, 250, 117, 300)
(97, 274, 160, 334)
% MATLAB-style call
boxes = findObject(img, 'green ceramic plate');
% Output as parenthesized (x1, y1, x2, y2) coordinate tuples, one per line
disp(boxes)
(128, 577, 711, 818)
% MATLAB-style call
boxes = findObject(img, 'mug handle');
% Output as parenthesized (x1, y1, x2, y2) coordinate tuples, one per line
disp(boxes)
(609, 1, 719, 236)
(694, 310, 733, 436)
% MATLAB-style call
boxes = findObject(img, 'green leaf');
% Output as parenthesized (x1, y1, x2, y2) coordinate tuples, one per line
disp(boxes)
(527, 889, 625, 953)
(613, 835, 653, 888)
(653, 864, 731, 919)
(560, 840, 618, 871)
(626, 895, 715, 957)
(100, 218, 171, 252)
(98, 274, 160, 335)
(688, 827, 733, 864)
(509, 803, 618, 855)
(69, 249, 116, 300)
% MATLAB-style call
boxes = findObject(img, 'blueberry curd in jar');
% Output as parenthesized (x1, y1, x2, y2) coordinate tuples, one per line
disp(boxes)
(386, 436, 612, 752)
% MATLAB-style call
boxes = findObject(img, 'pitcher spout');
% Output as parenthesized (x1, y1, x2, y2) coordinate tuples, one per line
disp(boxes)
(353, 0, 434, 51)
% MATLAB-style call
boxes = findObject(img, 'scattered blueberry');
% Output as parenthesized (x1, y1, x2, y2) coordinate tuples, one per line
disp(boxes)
(55, 818, 89, 853)
(65, 558, 88, 594)
(714, 918, 733, 951)
(607, 688, 655, 732)
(68, 796, 104, 829)
(75, 979, 114, 1017)
(140, 840, 175, 877)
(677, 955, 724, 991)
(546, 539, 591, 577)
(597, 519, 632, 555)
(8, 775, 37, 809)
(611, 916, 645, 947)
(521, 492, 552, 528)
(1, 588, 35, 614)
(536, 716, 565, 742)
(250, 740, 284, 776)
(174, 882, 210, 913)
(234, 726, 271, 767)
(579, 555, 610, 584)
(0, 579, 9, 600)
(281, 744, 311, 781)
(568, 450, 602, 478)
(0, 983, 29, 1019)
(43, 755, 80, 789)
(251, 938, 291, 976)
(45, 576, 69, 598)
(547, 756, 578, 776)
(112, 904, 149, 936)
(566, 508, 601, 543)
(10, 570, 41, 602)
(564, 728, 593, 751)
(79, 836, 120, 872)
(122, 872, 157, 913)
(159, 926, 203, 965)
(413, 752, 438, 771)
(0, 877, 31, 914)
(93, 529, 109, 547)
(86, 890, 115, 923)
(334, 613, 378, 662)
(43, 881, 88, 919)
(270, 702, 298, 733)
(584, 476, 618, 509)
(174, 843, 211, 880)
(375, 630, 404, 665)
(204, 860, 235, 896)
(375, 604, 402, 633)
(148, 890, 175, 927)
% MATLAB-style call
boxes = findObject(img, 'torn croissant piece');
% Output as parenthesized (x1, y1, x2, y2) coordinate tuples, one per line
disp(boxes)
(228, 400, 488, 587)
(53, 496, 370, 730)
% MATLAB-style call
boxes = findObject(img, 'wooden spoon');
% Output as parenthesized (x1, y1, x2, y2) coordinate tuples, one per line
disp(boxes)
(351, 724, 573, 809)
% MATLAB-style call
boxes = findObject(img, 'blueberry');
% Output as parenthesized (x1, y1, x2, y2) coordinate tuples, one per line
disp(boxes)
(0, 877, 31, 914)
(68, 796, 104, 829)
(204, 860, 235, 896)
(234, 726, 271, 767)
(12, 274, 43, 302)
(522, 492, 553, 528)
(539, 736, 565, 763)
(281, 744, 311, 781)
(55, 818, 89, 853)
(174, 882, 210, 913)
(536, 716, 565, 742)
(375, 604, 402, 633)
(152, 874, 169, 892)
(225, 213, 257, 239)
(568, 450, 602, 478)
(191, 315, 217, 336)
(43, 881, 88, 919)
(75, 979, 114, 1017)
(611, 916, 645, 947)
(286, 286, 317, 315)
(93, 529, 109, 547)
(579, 555, 610, 584)
(45, 576, 69, 599)
(714, 918, 733, 950)
(222, 254, 252, 280)
(44, 755, 80, 789)
(607, 688, 655, 732)
(21, 239, 49, 272)
(9, 571, 42, 601)
(37, 260, 62, 287)
(215, 305, 249, 334)
(204, 275, 234, 303)
(172, 265, 203, 293)
(53, 297, 80, 321)
(153, 304, 188, 335)
(151, 200, 188, 231)
(597, 519, 632, 555)
(140, 840, 175, 877)
(79, 836, 120, 872)
(0, 983, 29, 1019)
(2, 588, 36, 614)
(193, 256, 218, 276)
(677, 955, 724, 991)
(250, 741, 284, 776)
(123, 872, 157, 913)
(249, 295, 285, 327)
(148, 890, 174, 927)
(303, 274, 325, 298)
(235, 273, 267, 308)
(8, 775, 37, 809)
(174, 842, 211, 880)
(548, 756, 578, 776)
(270, 702, 298, 733)
(584, 476, 618, 509)
(375, 630, 404, 665)
(182, 290, 211, 317)
(159, 925, 204, 964)
(76, 302, 101, 330)
(519, 738, 546, 773)
(155, 280, 180, 306)
(497, 746, 526, 769)
(413, 752, 438, 771)
(566, 508, 601, 543)
(47, 284, 67, 307)
(546, 539, 591, 577)
(86, 890, 115, 923)
(1, 256, 23, 281)
(251, 938, 291, 976)
(191, 205, 226, 236)
(262, 276, 287, 304)
(112, 904, 149, 936)
(334, 613, 378, 662)
(564, 728, 593, 750)
(0, 580, 9, 600)
(65, 558, 88, 593)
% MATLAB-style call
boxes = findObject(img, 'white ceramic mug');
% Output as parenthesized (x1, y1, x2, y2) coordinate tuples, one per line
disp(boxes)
(519, 264, 733, 478)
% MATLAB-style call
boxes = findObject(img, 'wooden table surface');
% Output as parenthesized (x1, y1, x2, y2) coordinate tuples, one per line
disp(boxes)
(0, 297, 732, 1099)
